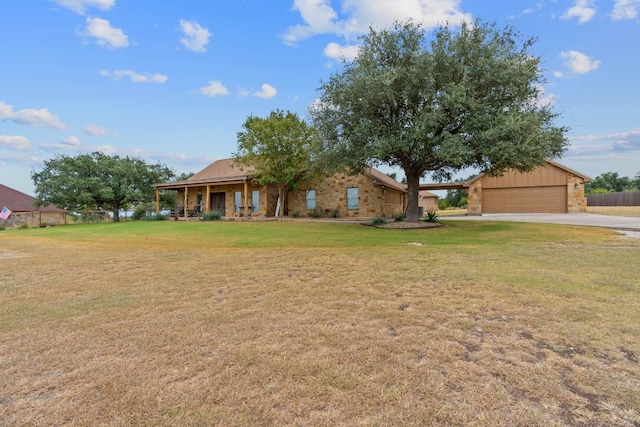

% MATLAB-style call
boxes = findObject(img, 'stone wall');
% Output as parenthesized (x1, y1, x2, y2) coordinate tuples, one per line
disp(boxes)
(288, 173, 404, 218)
(466, 181, 482, 215)
(567, 174, 588, 213)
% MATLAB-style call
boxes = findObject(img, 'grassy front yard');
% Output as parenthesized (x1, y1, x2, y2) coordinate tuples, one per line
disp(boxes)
(1, 220, 639, 426)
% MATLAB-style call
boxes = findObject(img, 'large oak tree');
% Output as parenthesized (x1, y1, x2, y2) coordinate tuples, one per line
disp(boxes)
(311, 20, 568, 222)
(32, 152, 174, 221)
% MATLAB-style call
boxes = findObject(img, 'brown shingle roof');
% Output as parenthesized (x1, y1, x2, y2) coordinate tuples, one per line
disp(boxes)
(0, 184, 65, 212)
(153, 158, 407, 192)
(189, 158, 253, 181)
(364, 168, 407, 192)
(153, 158, 254, 189)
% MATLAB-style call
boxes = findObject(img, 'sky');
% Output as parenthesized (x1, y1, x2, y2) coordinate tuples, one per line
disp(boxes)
(1, 0, 639, 195)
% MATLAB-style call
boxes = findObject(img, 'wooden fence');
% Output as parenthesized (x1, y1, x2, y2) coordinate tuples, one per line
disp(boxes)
(587, 191, 640, 206)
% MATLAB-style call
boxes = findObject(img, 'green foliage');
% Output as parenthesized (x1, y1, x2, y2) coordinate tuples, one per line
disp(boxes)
(0, 223, 5, 231)
(329, 208, 341, 218)
(200, 211, 222, 221)
(393, 212, 405, 222)
(234, 109, 318, 217)
(371, 217, 386, 226)
(308, 207, 323, 218)
(140, 213, 167, 221)
(311, 20, 568, 222)
(291, 210, 301, 218)
(585, 172, 638, 194)
(424, 210, 439, 223)
(31, 152, 174, 222)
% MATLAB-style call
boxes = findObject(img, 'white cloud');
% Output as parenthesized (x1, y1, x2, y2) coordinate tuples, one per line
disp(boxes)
(0, 135, 32, 151)
(100, 69, 168, 84)
(180, 19, 212, 53)
(51, 0, 115, 15)
(83, 17, 129, 49)
(611, 0, 640, 20)
(199, 81, 229, 97)
(0, 101, 66, 130)
(323, 42, 360, 61)
(567, 129, 640, 157)
(562, 0, 597, 23)
(62, 136, 82, 146)
(84, 124, 107, 136)
(534, 84, 557, 108)
(251, 84, 278, 100)
(283, 0, 472, 45)
(560, 50, 601, 74)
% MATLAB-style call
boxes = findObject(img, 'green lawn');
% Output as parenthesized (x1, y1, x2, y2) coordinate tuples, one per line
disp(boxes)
(1, 220, 639, 426)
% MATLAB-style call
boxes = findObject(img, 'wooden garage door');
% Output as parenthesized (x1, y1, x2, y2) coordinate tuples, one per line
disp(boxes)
(483, 186, 567, 213)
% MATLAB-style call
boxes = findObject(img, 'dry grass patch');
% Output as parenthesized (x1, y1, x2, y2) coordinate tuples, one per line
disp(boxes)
(587, 206, 640, 218)
(1, 221, 639, 426)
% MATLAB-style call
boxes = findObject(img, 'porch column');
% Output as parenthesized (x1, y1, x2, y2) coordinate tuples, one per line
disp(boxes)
(183, 186, 188, 217)
(243, 180, 249, 217)
(205, 185, 211, 213)
(155, 188, 160, 213)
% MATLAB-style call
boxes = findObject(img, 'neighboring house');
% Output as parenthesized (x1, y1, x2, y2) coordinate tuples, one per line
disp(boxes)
(420, 160, 591, 214)
(418, 191, 439, 212)
(0, 183, 67, 226)
(152, 159, 407, 218)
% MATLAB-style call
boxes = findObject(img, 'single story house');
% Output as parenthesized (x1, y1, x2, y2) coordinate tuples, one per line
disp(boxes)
(420, 160, 592, 214)
(418, 191, 439, 212)
(152, 159, 407, 218)
(0, 183, 67, 226)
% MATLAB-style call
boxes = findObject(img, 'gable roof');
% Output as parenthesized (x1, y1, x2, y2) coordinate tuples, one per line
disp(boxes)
(364, 168, 407, 192)
(153, 159, 253, 189)
(154, 158, 407, 192)
(464, 159, 592, 186)
(419, 190, 439, 199)
(0, 184, 65, 212)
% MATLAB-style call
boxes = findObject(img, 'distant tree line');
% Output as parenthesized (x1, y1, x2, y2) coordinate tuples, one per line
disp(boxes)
(585, 171, 640, 194)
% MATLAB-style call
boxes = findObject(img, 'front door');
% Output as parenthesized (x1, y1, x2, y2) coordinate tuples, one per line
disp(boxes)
(210, 192, 225, 215)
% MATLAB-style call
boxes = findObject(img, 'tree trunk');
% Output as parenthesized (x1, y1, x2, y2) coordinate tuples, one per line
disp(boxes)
(112, 208, 120, 222)
(275, 185, 286, 217)
(404, 168, 421, 223)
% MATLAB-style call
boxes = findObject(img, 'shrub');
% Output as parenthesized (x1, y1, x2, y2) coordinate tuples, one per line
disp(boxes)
(329, 208, 341, 218)
(200, 211, 222, 221)
(132, 205, 148, 221)
(424, 210, 439, 223)
(291, 210, 301, 218)
(393, 212, 405, 222)
(371, 217, 386, 226)
(0, 223, 5, 231)
(308, 207, 323, 218)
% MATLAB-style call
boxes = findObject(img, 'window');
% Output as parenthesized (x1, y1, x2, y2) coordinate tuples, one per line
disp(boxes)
(251, 190, 260, 213)
(306, 190, 316, 209)
(234, 191, 242, 214)
(347, 187, 358, 209)
(196, 194, 203, 212)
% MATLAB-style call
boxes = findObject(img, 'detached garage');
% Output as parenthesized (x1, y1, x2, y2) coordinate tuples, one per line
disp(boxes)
(465, 160, 592, 215)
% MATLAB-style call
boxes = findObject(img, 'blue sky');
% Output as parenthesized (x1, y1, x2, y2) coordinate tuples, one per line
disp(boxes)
(1, 0, 639, 195)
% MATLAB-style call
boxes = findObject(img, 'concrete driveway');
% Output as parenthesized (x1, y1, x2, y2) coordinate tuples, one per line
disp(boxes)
(442, 213, 640, 238)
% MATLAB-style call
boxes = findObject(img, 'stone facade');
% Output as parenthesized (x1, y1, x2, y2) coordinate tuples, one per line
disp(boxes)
(567, 173, 588, 213)
(288, 173, 405, 218)
(466, 181, 482, 215)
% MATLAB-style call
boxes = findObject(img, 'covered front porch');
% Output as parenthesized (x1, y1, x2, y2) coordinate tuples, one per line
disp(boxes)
(153, 179, 277, 220)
